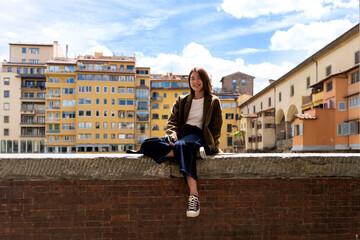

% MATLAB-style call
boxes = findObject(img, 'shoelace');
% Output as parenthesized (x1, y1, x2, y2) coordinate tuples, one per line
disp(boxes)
(188, 196, 199, 211)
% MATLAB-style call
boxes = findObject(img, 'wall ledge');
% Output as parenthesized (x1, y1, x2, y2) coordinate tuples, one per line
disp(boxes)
(0, 153, 360, 180)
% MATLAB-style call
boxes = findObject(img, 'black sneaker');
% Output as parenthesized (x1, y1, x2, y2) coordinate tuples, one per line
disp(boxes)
(186, 195, 200, 217)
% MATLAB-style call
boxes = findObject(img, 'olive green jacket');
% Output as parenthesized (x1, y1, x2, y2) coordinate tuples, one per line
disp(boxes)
(165, 94, 223, 154)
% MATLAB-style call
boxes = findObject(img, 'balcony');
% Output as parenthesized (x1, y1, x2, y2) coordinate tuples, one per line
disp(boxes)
(21, 109, 36, 114)
(150, 96, 163, 101)
(45, 94, 61, 99)
(312, 91, 324, 104)
(21, 84, 46, 90)
(233, 140, 245, 148)
(20, 121, 45, 125)
(46, 130, 61, 134)
(21, 95, 45, 100)
(46, 106, 61, 110)
(20, 134, 46, 138)
(301, 95, 312, 106)
(46, 118, 61, 122)
(75, 68, 135, 74)
(45, 140, 75, 143)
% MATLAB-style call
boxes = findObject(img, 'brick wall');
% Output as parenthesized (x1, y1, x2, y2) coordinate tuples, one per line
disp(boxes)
(1, 178, 359, 240)
(1, 154, 360, 239)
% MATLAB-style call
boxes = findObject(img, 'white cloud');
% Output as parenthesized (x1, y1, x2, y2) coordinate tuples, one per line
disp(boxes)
(137, 42, 294, 94)
(226, 48, 267, 55)
(270, 20, 355, 53)
(219, 0, 355, 19)
(42, 28, 59, 38)
(82, 45, 113, 56)
(5, 32, 17, 38)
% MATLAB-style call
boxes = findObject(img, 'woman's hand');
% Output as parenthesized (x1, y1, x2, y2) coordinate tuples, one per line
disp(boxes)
(167, 135, 177, 147)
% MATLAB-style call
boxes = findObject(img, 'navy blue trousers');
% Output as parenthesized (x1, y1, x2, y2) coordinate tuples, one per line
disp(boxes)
(140, 125, 205, 180)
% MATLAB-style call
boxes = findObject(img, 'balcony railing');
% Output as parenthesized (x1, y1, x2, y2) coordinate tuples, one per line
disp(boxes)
(46, 118, 61, 122)
(45, 140, 75, 143)
(20, 121, 45, 125)
(45, 94, 61, 98)
(21, 96, 45, 100)
(46, 130, 61, 134)
(75, 68, 135, 73)
(46, 106, 61, 110)
(150, 96, 163, 101)
(20, 134, 46, 138)
(312, 91, 324, 104)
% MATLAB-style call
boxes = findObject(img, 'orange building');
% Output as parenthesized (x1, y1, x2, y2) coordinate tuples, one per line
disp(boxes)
(293, 64, 360, 151)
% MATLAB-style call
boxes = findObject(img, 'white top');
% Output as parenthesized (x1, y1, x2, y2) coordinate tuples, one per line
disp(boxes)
(186, 98, 204, 129)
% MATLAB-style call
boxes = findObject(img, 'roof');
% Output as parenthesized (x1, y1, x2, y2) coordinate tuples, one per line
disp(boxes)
(239, 23, 359, 109)
(9, 43, 53, 47)
(294, 114, 317, 120)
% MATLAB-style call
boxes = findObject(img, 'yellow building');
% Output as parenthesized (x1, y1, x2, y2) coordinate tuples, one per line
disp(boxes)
(215, 93, 239, 153)
(45, 52, 145, 153)
(149, 73, 189, 138)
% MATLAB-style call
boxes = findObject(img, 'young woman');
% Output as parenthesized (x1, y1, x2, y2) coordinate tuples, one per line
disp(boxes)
(140, 67, 223, 217)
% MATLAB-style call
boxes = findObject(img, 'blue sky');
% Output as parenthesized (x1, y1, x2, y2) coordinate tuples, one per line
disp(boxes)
(0, 0, 358, 93)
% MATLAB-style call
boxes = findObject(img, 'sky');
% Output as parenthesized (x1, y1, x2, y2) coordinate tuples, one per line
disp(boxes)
(0, 0, 358, 93)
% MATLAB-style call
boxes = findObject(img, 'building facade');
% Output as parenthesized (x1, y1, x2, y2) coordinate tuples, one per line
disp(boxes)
(293, 64, 359, 151)
(221, 71, 254, 96)
(239, 23, 359, 152)
(1, 42, 63, 153)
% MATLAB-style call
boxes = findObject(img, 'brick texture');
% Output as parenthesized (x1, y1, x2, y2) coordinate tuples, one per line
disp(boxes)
(0, 178, 359, 240)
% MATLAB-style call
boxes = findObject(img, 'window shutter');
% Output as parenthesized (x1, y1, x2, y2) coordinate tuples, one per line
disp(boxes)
(291, 124, 295, 137)
(337, 124, 342, 136)
(349, 122, 356, 135)
(343, 123, 350, 136)
(338, 102, 346, 111)
(299, 123, 303, 136)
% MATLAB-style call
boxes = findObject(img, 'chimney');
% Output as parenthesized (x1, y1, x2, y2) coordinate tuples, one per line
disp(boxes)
(66, 45, 68, 58)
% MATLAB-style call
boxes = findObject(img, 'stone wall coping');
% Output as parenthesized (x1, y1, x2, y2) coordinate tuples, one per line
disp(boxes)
(0, 153, 360, 180)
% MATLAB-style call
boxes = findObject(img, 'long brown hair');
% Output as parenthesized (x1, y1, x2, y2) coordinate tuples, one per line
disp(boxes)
(188, 67, 212, 96)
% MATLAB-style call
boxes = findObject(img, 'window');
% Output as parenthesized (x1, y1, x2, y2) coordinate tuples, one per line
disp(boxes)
(96, 99, 100, 105)
(4, 103, 10, 110)
(171, 82, 179, 87)
(338, 102, 346, 111)
(163, 93, 167, 98)
(62, 88, 75, 94)
(140, 79, 145, 86)
(221, 103, 227, 108)
(4, 129, 9, 136)
(4, 78, 10, 85)
(337, 122, 359, 136)
(227, 137, 232, 146)
(152, 125, 159, 131)
(152, 114, 159, 119)
(63, 100, 76, 107)
(136, 89, 149, 99)
(78, 110, 91, 117)
(268, 97, 271, 107)
(66, 78, 74, 84)
(127, 99, 134, 105)
(103, 122, 108, 129)
(227, 124, 232, 132)
(349, 95, 360, 109)
(351, 71, 359, 84)
(326, 65, 332, 76)
(29, 48, 40, 54)
(96, 86, 100, 93)
(175, 93, 178, 98)
(162, 115, 168, 119)
(260, 102, 263, 110)
(7, 67, 12, 72)
(104, 86, 108, 93)
(226, 113, 234, 119)
(4, 116, 9, 123)
(86, 75, 93, 81)
(78, 74, 85, 81)
(233, 80, 237, 91)
(265, 123, 275, 128)
(161, 82, 170, 87)
(163, 104, 169, 109)
(137, 101, 149, 110)
(242, 79, 246, 85)
(151, 82, 160, 87)
(326, 81, 333, 92)
(4, 91, 9, 98)
(306, 77, 310, 89)
(152, 103, 159, 109)
(62, 111, 75, 119)
(355, 51, 359, 65)
(290, 85, 294, 97)
(181, 82, 189, 88)
(279, 92, 282, 102)
(253, 105, 256, 113)
(229, 103, 236, 108)
(22, 47, 26, 53)
(104, 110, 108, 117)
(104, 99, 107, 105)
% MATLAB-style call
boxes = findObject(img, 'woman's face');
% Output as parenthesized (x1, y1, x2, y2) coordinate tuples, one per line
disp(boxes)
(190, 71, 204, 93)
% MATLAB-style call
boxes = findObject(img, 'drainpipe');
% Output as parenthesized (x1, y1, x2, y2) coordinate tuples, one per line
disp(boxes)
(311, 57, 318, 83)
(274, 86, 277, 149)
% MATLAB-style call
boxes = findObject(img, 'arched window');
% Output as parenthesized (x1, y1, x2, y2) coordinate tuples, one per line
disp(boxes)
(152, 103, 159, 109)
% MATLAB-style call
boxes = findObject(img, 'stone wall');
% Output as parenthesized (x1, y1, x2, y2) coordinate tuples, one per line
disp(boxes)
(1, 153, 360, 239)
